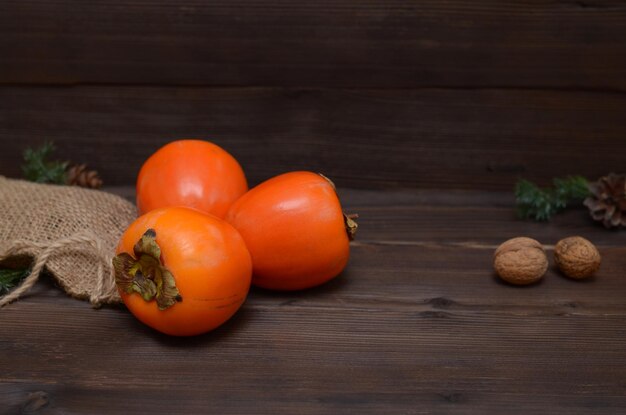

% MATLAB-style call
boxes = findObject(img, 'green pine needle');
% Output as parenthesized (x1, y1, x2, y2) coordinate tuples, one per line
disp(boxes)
(22, 142, 68, 184)
(515, 176, 590, 221)
(0, 267, 31, 295)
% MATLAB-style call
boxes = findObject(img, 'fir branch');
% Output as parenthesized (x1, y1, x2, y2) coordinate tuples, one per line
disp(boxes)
(515, 176, 590, 221)
(516, 179, 555, 221)
(0, 267, 30, 295)
(553, 176, 590, 202)
(22, 142, 68, 184)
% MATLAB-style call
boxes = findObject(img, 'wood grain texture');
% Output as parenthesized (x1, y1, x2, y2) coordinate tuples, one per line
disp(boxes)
(2, 86, 625, 189)
(1, 189, 625, 413)
(1, 0, 625, 89)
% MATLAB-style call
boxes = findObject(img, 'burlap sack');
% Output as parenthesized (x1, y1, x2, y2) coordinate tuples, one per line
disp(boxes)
(0, 176, 137, 307)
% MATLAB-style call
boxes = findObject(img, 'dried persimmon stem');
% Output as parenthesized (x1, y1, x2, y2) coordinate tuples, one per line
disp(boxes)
(344, 213, 358, 241)
(112, 229, 182, 310)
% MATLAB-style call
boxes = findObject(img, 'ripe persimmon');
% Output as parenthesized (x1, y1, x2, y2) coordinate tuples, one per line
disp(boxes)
(225, 171, 357, 291)
(136, 140, 248, 218)
(112, 206, 252, 336)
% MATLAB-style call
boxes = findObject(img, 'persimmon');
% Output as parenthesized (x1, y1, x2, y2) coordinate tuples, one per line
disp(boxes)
(225, 171, 357, 291)
(112, 206, 252, 336)
(136, 139, 248, 218)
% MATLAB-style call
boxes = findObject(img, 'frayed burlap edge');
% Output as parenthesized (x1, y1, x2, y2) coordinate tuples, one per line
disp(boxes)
(0, 232, 120, 308)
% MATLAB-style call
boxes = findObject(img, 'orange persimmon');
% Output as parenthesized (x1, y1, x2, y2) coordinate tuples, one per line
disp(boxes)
(136, 139, 248, 218)
(112, 206, 252, 336)
(225, 171, 357, 291)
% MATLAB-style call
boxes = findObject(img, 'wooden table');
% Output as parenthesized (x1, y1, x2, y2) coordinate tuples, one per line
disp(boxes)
(2, 187, 625, 413)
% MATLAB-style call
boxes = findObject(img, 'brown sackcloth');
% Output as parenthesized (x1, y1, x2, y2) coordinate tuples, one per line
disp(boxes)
(0, 176, 136, 307)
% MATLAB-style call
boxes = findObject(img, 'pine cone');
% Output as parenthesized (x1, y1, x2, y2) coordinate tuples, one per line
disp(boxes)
(66, 164, 103, 189)
(583, 173, 626, 228)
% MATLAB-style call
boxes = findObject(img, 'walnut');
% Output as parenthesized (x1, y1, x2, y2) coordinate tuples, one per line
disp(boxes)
(554, 236, 600, 280)
(493, 237, 548, 285)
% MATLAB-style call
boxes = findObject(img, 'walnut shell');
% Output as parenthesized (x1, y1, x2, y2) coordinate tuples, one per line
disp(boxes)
(554, 236, 600, 280)
(493, 237, 548, 285)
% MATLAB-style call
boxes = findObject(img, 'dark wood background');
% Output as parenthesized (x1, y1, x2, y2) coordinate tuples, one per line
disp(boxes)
(1, 1, 626, 414)
(1, 0, 626, 189)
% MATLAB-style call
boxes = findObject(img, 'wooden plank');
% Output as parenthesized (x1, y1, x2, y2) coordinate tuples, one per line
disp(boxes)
(2, 86, 626, 190)
(344, 200, 626, 246)
(1, 0, 625, 89)
(267, 244, 626, 310)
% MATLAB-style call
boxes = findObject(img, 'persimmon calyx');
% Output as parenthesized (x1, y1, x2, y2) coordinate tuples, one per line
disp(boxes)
(344, 213, 359, 241)
(112, 229, 182, 310)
